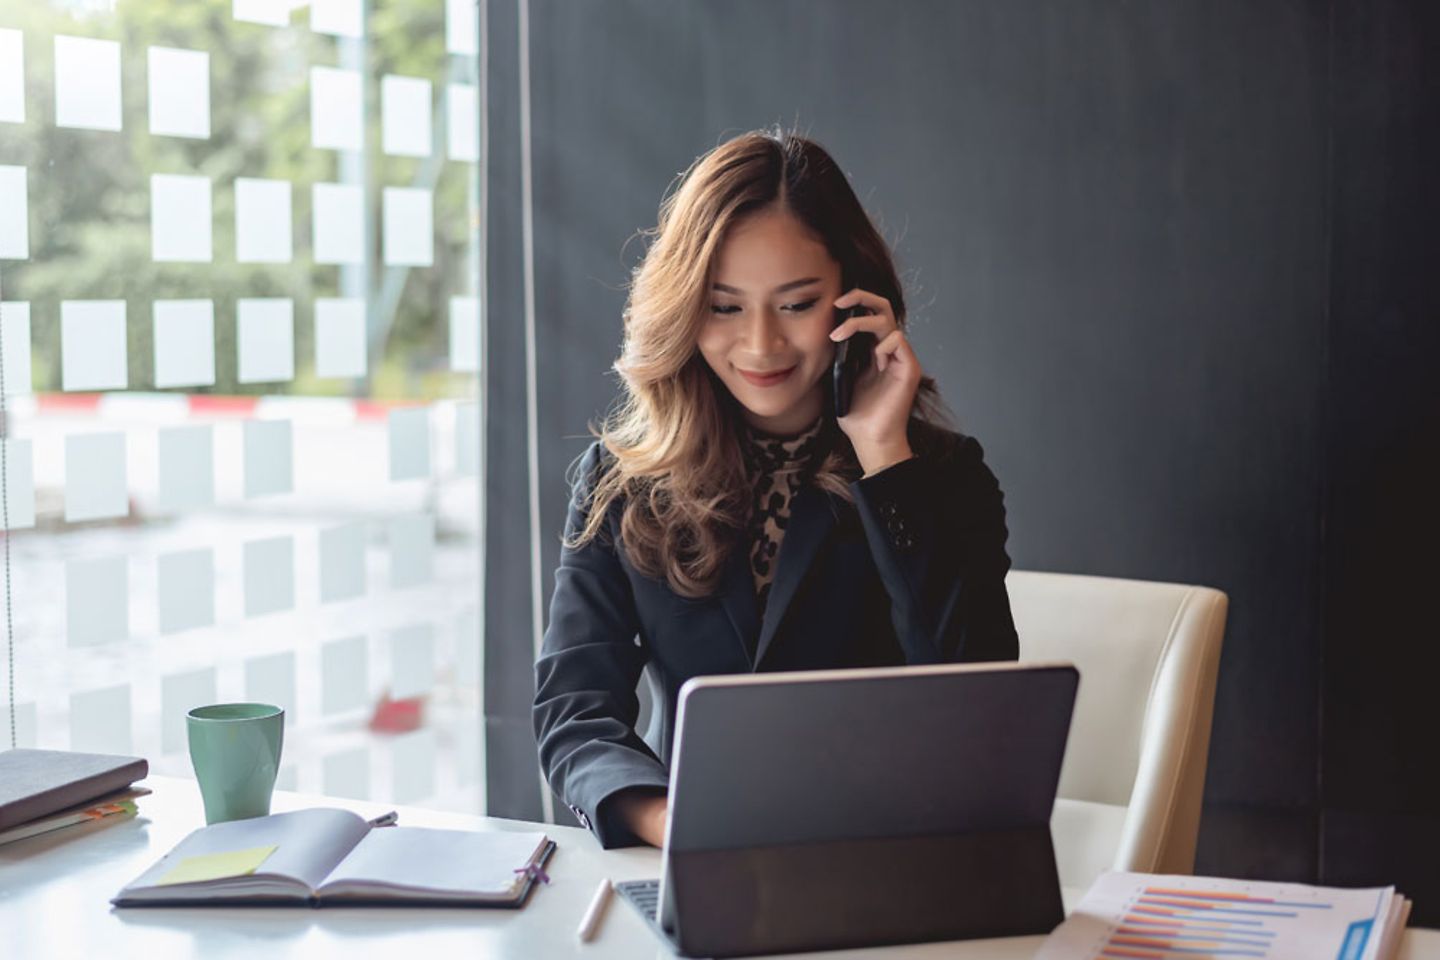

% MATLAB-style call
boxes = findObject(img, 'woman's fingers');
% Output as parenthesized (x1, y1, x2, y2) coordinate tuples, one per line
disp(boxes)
(834, 287, 890, 314)
(830, 308, 896, 342)
(874, 329, 908, 372)
(830, 288, 896, 342)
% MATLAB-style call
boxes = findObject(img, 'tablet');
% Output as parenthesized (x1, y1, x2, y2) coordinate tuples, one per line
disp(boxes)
(644, 660, 1079, 957)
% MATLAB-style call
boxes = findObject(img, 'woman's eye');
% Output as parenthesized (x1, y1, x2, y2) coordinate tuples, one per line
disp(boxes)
(709, 304, 740, 315)
(783, 299, 819, 313)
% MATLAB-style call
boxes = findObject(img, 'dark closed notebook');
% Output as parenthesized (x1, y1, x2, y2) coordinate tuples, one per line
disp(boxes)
(0, 749, 149, 830)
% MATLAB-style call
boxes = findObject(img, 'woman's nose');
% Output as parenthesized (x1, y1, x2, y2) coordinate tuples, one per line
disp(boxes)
(741, 310, 783, 352)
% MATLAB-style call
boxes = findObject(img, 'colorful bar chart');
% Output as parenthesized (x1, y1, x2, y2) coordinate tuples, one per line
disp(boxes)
(1036, 872, 1399, 960)
(1097, 885, 1332, 958)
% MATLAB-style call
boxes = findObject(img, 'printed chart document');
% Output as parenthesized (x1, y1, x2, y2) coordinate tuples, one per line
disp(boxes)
(1037, 871, 1411, 960)
(113, 808, 553, 907)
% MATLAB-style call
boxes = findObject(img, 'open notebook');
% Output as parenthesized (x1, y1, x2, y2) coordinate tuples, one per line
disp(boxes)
(112, 808, 554, 907)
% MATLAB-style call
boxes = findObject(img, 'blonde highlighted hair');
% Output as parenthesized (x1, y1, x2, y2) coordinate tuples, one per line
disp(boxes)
(568, 127, 950, 598)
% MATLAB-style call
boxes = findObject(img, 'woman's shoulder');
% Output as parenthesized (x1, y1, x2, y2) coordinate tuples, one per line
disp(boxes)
(906, 418, 991, 471)
(569, 439, 619, 499)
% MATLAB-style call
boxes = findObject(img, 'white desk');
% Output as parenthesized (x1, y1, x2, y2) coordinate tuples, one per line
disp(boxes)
(3, 776, 1436, 959)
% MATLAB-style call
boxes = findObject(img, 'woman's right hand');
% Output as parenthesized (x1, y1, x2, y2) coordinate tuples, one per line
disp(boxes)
(611, 788, 669, 848)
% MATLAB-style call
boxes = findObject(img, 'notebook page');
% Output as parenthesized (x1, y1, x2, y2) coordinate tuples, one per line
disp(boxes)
(1036, 871, 1398, 960)
(316, 826, 548, 899)
(118, 808, 370, 899)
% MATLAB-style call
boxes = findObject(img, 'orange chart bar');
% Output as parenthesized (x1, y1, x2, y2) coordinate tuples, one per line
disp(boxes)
(1144, 887, 1335, 909)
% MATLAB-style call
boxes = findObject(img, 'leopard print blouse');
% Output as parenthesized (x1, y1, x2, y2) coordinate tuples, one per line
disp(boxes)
(740, 416, 829, 619)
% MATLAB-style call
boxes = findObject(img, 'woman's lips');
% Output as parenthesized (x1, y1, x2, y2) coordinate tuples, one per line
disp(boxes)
(738, 364, 797, 387)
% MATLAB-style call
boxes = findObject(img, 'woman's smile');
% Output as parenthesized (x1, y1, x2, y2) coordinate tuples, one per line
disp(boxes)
(737, 364, 798, 387)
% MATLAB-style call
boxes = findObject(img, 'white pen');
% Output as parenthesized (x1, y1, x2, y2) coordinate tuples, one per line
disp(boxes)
(576, 878, 614, 942)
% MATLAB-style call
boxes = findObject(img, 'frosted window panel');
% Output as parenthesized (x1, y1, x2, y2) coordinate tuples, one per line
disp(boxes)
(236, 298, 294, 383)
(54, 36, 122, 131)
(243, 418, 293, 498)
(323, 748, 370, 800)
(392, 729, 436, 804)
(0, 30, 23, 124)
(388, 406, 430, 481)
(381, 75, 432, 157)
(448, 296, 479, 372)
(157, 425, 215, 511)
(456, 704, 480, 786)
(65, 432, 128, 522)
(312, 182, 364, 265)
(2, 439, 35, 530)
(1, 301, 32, 395)
(315, 298, 367, 378)
(390, 624, 435, 700)
(446, 0, 478, 55)
(455, 401, 478, 476)
(157, 547, 215, 634)
(153, 299, 216, 389)
(319, 521, 366, 603)
(235, 177, 293, 263)
(0, 166, 27, 259)
(147, 47, 210, 139)
(70, 685, 131, 755)
(61, 301, 127, 391)
(447, 84, 479, 162)
(456, 609, 480, 688)
(234, 0, 289, 26)
(245, 652, 296, 722)
(66, 556, 129, 647)
(151, 174, 213, 262)
(5, 702, 36, 749)
(389, 514, 435, 588)
(311, 0, 364, 37)
(382, 188, 433, 267)
(310, 66, 362, 152)
(160, 668, 216, 753)
(320, 636, 368, 714)
(244, 535, 295, 617)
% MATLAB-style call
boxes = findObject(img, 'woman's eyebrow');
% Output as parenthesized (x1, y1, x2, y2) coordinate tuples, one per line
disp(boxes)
(710, 277, 822, 295)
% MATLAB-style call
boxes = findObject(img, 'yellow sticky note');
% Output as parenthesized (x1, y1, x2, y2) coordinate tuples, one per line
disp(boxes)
(155, 844, 278, 886)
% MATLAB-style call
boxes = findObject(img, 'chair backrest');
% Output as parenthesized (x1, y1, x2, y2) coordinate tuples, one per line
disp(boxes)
(1007, 570, 1228, 876)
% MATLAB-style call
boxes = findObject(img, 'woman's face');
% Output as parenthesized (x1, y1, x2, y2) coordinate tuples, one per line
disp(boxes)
(697, 208, 840, 436)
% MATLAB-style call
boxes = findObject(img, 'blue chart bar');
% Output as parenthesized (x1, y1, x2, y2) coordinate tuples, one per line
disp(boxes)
(1337, 920, 1373, 960)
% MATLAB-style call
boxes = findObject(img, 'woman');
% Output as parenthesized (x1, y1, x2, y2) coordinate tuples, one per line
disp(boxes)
(532, 128, 1019, 849)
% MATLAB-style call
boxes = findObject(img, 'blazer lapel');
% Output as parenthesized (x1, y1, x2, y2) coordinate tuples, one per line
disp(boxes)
(718, 532, 761, 667)
(752, 485, 837, 668)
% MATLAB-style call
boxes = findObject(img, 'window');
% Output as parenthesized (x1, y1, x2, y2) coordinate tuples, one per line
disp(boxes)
(0, 0, 484, 810)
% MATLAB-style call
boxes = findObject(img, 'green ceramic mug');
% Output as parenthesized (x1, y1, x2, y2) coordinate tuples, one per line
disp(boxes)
(186, 703, 284, 824)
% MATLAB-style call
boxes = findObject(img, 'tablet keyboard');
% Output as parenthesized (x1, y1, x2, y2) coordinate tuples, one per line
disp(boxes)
(615, 878, 661, 922)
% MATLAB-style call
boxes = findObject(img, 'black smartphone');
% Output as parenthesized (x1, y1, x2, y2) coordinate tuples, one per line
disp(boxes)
(831, 304, 876, 417)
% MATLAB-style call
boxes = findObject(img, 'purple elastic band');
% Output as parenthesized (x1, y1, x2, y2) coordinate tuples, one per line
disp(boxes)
(513, 863, 551, 885)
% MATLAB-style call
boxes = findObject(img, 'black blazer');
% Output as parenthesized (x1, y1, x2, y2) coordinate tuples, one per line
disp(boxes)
(532, 420, 1019, 848)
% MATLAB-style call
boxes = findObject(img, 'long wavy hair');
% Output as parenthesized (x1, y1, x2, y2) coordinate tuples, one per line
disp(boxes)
(568, 127, 951, 598)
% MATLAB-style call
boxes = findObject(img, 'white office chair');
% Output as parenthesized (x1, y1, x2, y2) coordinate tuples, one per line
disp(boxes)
(1006, 570, 1229, 894)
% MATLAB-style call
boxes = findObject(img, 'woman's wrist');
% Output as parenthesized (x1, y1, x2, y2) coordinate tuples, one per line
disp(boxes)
(612, 787, 669, 847)
(856, 440, 915, 478)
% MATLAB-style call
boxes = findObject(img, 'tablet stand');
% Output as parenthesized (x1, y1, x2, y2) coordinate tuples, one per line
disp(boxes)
(663, 824, 1064, 958)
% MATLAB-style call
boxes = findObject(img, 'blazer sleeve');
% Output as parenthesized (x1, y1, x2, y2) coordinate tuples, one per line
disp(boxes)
(849, 431, 1020, 665)
(532, 441, 671, 848)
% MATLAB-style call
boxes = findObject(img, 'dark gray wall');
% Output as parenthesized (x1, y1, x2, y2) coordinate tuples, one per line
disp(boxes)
(483, 0, 546, 820)
(1320, 0, 1440, 919)
(480, 0, 1438, 915)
